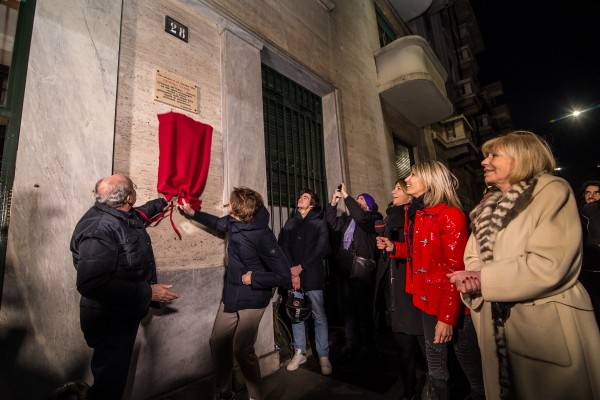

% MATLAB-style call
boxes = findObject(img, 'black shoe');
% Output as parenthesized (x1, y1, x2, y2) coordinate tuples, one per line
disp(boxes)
(49, 381, 89, 400)
(463, 394, 485, 400)
(422, 375, 448, 400)
(217, 393, 235, 400)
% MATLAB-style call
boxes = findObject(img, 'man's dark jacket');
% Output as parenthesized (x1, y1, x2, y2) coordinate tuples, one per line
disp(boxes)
(70, 198, 167, 319)
(191, 206, 291, 312)
(581, 201, 600, 272)
(325, 196, 383, 261)
(278, 208, 331, 291)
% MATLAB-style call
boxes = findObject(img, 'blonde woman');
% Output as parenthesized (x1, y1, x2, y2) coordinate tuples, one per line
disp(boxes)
(377, 161, 485, 400)
(449, 131, 600, 400)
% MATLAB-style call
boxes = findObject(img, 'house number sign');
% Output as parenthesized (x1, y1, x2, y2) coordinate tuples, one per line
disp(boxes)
(165, 16, 188, 43)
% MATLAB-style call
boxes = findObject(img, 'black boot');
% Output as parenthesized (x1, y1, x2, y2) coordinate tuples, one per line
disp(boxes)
(50, 381, 89, 400)
(421, 375, 448, 400)
(465, 392, 486, 400)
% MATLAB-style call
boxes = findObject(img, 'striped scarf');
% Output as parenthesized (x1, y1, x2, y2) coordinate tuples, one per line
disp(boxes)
(470, 174, 540, 400)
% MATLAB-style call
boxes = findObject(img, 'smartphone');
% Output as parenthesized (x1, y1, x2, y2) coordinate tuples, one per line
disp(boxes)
(337, 184, 342, 192)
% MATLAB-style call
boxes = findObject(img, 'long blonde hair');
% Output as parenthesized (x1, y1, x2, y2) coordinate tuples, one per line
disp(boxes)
(411, 161, 462, 209)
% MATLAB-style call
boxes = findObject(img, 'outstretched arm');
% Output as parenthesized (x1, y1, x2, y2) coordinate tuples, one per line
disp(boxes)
(180, 199, 228, 233)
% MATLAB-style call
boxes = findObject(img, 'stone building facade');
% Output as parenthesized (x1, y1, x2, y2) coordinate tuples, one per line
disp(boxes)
(0, 1, 508, 398)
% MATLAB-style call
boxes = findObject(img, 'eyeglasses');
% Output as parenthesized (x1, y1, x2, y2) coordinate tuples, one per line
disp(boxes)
(584, 191, 600, 197)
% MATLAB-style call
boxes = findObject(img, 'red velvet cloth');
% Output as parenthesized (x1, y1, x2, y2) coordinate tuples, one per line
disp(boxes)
(157, 112, 213, 211)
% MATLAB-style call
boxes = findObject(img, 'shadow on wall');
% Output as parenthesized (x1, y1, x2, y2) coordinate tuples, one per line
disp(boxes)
(0, 327, 89, 400)
(0, 186, 90, 399)
(124, 304, 180, 399)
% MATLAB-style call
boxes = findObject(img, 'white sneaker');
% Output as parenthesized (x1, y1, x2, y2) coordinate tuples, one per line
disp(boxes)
(286, 349, 307, 371)
(319, 356, 332, 375)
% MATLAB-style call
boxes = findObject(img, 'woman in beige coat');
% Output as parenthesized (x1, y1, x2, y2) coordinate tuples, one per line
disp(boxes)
(448, 131, 600, 400)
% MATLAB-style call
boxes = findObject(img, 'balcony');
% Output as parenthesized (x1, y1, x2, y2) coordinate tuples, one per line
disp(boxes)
(375, 35, 453, 127)
(454, 77, 482, 115)
(458, 45, 479, 78)
(433, 114, 478, 160)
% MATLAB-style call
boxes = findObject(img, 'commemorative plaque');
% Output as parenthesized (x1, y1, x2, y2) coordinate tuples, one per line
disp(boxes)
(154, 69, 198, 113)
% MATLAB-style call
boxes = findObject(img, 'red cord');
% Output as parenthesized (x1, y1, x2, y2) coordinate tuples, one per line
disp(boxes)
(135, 201, 182, 240)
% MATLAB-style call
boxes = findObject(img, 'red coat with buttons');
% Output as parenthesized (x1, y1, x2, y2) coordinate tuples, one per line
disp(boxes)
(390, 202, 467, 326)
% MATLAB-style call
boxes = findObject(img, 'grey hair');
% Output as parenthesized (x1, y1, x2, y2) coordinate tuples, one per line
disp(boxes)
(94, 177, 132, 208)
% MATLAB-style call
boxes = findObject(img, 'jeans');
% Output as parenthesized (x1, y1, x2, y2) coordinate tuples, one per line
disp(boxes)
(291, 290, 329, 357)
(421, 312, 485, 397)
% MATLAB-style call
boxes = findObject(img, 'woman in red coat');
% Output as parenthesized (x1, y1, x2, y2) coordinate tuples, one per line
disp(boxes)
(377, 161, 485, 400)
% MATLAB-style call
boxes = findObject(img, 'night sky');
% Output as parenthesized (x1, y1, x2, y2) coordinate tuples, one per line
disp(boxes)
(470, 1, 600, 192)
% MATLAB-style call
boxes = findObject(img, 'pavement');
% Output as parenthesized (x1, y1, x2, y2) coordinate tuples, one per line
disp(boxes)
(156, 325, 433, 400)
(51, 324, 473, 400)
(258, 327, 417, 400)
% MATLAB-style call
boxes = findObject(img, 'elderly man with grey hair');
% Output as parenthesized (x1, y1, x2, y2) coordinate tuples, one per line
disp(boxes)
(70, 174, 178, 400)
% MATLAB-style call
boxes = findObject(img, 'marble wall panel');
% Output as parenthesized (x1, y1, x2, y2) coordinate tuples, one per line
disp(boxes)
(127, 266, 223, 399)
(220, 27, 266, 198)
(0, 0, 123, 396)
(115, 0, 225, 271)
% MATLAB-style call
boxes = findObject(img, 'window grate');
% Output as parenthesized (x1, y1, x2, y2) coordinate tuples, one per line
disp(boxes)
(376, 6, 396, 48)
(262, 64, 327, 233)
(394, 137, 413, 179)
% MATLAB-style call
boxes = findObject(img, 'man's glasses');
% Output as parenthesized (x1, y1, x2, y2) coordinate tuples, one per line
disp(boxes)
(584, 191, 600, 197)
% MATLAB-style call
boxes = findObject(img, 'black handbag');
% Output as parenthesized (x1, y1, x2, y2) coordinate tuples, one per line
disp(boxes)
(349, 254, 376, 283)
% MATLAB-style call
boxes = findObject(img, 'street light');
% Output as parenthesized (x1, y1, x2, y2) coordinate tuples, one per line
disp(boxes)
(549, 103, 600, 123)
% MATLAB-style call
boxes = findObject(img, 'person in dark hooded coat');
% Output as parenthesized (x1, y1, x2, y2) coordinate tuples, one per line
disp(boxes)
(325, 183, 382, 359)
(278, 188, 332, 375)
(180, 187, 290, 400)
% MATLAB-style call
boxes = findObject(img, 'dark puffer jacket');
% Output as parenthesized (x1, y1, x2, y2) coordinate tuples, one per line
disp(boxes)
(581, 201, 600, 272)
(325, 196, 383, 261)
(70, 199, 168, 319)
(278, 208, 330, 291)
(191, 206, 291, 312)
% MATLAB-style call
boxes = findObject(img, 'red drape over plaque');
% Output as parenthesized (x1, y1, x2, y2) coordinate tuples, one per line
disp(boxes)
(157, 111, 213, 211)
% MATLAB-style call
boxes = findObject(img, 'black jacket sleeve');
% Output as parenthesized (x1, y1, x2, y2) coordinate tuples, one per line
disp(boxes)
(344, 196, 381, 233)
(277, 225, 294, 267)
(324, 203, 347, 232)
(136, 198, 168, 219)
(252, 233, 292, 289)
(191, 211, 229, 234)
